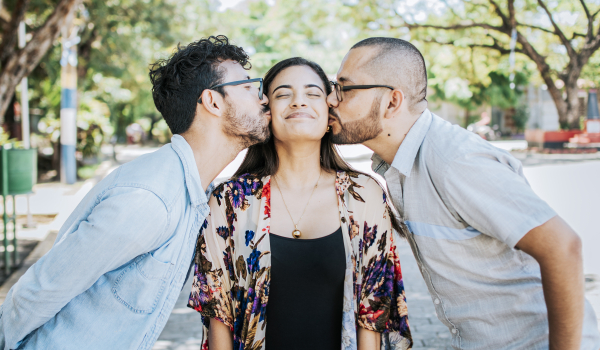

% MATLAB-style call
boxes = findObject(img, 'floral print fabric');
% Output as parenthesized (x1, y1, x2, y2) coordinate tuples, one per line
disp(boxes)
(187, 171, 412, 350)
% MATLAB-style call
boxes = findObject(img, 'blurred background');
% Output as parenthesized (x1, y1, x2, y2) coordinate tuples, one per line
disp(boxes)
(1, 0, 600, 349)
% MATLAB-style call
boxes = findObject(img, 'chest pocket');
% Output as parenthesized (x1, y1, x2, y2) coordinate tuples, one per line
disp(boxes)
(112, 252, 173, 314)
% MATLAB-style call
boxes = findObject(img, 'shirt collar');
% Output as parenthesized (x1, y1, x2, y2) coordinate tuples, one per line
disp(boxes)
(371, 109, 433, 178)
(170, 134, 210, 209)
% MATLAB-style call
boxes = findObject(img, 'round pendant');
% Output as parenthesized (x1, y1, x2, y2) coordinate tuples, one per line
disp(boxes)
(292, 229, 301, 239)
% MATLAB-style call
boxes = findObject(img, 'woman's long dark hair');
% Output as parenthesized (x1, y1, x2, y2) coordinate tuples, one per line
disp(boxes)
(234, 57, 355, 177)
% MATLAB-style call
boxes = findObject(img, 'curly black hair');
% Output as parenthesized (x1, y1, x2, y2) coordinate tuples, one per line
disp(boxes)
(149, 35, 251, 134)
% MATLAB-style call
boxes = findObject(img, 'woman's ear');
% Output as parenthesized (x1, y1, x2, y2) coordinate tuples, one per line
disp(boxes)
(384, 89, 404, 119)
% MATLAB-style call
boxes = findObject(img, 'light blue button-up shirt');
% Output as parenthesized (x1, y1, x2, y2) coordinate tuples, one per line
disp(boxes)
(0, 135, 211, 350)
(373, 109, 600, 349)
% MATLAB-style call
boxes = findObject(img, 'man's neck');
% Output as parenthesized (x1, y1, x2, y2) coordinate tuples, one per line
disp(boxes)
(180, 129, 243, 193)
(363, 111, 423, 165)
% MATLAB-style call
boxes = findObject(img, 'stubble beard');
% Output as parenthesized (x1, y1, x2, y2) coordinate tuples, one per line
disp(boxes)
(330, 96, 383, 145)
(223, 100, 271, 149)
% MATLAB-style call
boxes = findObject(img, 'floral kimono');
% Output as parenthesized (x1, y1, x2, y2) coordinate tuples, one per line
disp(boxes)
(187, 171, 412, 350)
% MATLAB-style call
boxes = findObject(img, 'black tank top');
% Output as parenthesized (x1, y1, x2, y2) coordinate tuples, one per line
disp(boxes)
(265, 227, 345, 350)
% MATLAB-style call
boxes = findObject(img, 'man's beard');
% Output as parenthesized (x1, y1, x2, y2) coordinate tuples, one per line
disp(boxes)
(223, 100, 271, 148)
(330, 96, 383, 144)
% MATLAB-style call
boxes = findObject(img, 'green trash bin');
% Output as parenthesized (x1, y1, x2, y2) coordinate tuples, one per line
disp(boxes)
(0, 148, 37, 195)
(1, 146, 37, 274)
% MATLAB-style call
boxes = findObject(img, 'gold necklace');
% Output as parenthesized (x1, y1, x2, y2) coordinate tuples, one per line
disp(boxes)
(273, 171, 322, 239)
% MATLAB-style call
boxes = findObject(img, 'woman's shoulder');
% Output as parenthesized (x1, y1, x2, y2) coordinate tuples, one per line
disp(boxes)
(336, 171, 385, 200)
(209, 173, 268, 209)
(214, 173, 265, 191)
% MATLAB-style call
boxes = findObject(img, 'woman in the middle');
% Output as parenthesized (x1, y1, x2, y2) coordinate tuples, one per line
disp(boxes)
(188, 57, 412, 350)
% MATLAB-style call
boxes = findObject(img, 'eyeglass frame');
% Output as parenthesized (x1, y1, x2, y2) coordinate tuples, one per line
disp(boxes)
(330, 81, 394, 102)
(198, 78, 263, 104)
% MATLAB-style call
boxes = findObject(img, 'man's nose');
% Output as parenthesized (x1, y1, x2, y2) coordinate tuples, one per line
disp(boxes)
(326, 91, 338, 108)
(260, 93, 269, 105)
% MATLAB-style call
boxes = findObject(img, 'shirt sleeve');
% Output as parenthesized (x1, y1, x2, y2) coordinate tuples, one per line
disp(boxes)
(357, 179, 412, 345)
(0, 187, 169, 350)
(187, 195, 234, 329)
(440, 152, 557, 248)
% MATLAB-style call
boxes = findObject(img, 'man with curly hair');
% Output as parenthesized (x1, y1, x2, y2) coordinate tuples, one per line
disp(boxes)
(0, 35, 270, 350)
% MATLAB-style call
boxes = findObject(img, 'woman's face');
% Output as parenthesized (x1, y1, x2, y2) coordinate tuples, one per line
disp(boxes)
(268, 65, 329, 143)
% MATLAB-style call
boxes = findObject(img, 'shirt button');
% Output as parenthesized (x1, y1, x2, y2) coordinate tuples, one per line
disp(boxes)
(434, 298, 440, 305)
(452, 328, 457, 334)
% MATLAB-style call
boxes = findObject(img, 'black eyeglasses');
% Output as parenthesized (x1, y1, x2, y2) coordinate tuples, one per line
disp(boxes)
(198, 78, 263, 103)
(330, 81, 394, 102)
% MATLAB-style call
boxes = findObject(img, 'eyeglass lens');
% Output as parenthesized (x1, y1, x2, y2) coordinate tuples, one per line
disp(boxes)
(244, 80, 263, 100)
(335, 83, 343, 102)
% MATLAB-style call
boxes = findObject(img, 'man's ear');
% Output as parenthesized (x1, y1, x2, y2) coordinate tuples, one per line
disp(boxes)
(199, 89, 225, 117)
(384, 89, 404, 119)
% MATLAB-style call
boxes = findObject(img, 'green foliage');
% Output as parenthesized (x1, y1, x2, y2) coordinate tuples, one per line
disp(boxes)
(0, 130, 16, 146)
(26, 0, 590, 153)
(26, 0, 180, 153)
(429, 70, 529, 111)
(512, 103, 529, 133)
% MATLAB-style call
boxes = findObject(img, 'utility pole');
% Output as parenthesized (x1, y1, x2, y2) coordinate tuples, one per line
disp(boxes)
(18, 22, 30, 150)
(18, 21, 35, 228)
(60, 15, 79, 184)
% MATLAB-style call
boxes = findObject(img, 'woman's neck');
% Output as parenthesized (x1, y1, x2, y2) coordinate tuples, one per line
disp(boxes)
(273, 139, 322, 189)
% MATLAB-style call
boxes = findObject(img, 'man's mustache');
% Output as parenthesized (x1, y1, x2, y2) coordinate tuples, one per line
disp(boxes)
(328, 107, 340, 121)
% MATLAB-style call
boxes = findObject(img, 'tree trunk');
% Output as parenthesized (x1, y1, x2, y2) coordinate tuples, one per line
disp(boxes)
(542, 80, 569, 129)
(564, 84, 581, 130)
(77, 27, 97, 80)
(562, 62, 585, 129)
(0, 0, 81, 119)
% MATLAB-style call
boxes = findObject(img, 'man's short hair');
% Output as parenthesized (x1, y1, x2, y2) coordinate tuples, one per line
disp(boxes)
(351, 37, 427, 114)
(149, 35, 250, 134)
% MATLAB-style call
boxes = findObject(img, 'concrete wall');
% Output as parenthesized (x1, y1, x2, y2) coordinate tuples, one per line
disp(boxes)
(526, 85, 560, 131)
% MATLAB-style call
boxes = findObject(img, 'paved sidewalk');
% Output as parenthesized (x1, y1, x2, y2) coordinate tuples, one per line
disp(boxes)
(395, 242, 453, 349)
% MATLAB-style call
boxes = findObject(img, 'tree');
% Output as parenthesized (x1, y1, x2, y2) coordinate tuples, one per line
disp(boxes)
(396, 0, 600, 129)
(0, 0, 82, 120)
(27, 0, 179, 144)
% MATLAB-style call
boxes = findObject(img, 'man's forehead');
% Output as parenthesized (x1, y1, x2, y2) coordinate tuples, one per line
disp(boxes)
(336, 47, 379, 83)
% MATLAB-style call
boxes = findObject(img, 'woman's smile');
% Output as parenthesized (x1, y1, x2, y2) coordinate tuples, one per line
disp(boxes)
(285, 112, 314, 120)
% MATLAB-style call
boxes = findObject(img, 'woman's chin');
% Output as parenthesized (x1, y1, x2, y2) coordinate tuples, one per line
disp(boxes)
(275, 131, 326, 143)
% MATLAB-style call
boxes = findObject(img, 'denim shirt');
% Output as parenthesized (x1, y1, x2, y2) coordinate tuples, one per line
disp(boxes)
(0, 135, 211, 350)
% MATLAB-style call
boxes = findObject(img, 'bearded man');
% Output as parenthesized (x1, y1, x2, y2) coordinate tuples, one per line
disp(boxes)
(0, 35, 270, 350)
(327, 37, 600, 350)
